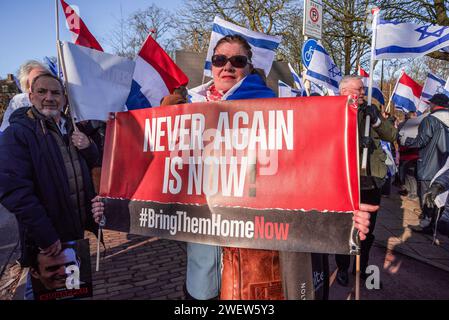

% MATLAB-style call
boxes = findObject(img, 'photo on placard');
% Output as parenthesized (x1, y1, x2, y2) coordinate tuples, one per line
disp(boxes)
(29, 239, 93, 300)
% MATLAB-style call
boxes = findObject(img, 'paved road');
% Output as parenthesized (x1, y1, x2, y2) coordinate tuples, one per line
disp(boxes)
(329, 243, 449, 300)
(2, 201, 449, 299)
(83, 230, 449, 300)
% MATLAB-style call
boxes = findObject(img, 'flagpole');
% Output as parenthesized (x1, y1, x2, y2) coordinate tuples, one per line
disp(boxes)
(56, 40, 78, 131)
(385, 69, 403, 114)
(361, 8, 379, 175)
(357, 7, 380, 302)
(55, 0, 62, 77)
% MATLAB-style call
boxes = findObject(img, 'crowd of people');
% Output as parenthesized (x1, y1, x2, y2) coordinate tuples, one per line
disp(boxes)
(0, 34, 447, 300)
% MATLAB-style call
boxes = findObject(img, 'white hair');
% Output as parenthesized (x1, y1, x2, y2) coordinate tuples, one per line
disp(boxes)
(17, 60, 49, 93)
(339, 75, 363, 93)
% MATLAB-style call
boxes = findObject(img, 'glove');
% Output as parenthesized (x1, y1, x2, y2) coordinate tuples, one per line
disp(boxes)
(160, 94, 187, 106)
(361, 104, 381, 127)
(360, 136, 374, 149)
(160, 86, 188, 106)
(423, 183, 445, 208)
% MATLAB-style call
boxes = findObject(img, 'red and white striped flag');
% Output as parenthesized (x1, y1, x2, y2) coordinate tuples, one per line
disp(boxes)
(60, 0, 103, 51)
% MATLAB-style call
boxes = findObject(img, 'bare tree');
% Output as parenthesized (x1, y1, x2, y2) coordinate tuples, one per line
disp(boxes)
(321, 0, 375, 75)
(108, 4, 175, 59)
(175, 0, 304, 68)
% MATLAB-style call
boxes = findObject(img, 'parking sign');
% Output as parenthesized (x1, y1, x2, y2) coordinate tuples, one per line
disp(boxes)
(303, 0, 323, 40)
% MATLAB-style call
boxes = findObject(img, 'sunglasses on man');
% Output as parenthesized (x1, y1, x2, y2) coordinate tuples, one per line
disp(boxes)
(211, 55, 251, 68)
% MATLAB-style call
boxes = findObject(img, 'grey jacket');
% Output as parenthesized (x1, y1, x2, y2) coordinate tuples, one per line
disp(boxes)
(405, 109, 449, 181)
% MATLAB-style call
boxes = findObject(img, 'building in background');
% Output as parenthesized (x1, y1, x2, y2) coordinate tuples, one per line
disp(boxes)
(0, 74, 20, 123)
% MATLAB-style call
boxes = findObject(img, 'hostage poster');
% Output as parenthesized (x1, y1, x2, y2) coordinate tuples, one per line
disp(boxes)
(99, 96, 360, 254)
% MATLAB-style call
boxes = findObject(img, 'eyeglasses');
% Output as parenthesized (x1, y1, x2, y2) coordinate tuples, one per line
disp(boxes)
(211, 55, 250, 68)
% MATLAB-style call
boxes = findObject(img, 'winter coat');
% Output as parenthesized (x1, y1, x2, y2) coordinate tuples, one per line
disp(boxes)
(405, 108, 449, 181)
(185, 74, 276, 299)
(358, 103, 398, 189)
(0, 107, 99, 266)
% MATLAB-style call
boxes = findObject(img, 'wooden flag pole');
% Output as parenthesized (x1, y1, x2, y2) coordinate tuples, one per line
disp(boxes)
(355, 254, 361, 300)
(96, 214, 106, 271)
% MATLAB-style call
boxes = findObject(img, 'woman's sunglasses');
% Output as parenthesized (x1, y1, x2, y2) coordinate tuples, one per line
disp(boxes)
(211, 55, 250, 68)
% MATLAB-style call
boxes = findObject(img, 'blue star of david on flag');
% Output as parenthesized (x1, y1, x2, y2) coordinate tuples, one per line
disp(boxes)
(415, 25, 449, 41)
(304, 41, 342, 93)
(328, 64, 342, 78)
(375, 20, 449, 59)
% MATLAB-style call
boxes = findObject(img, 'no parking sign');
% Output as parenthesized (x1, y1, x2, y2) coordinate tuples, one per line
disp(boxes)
(303, 0, 323, 40)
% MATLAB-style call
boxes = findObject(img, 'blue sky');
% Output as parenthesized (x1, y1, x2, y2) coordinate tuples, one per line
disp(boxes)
(0, 0, 183, 77)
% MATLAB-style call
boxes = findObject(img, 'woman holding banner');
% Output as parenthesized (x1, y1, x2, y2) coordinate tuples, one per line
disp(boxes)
(92, 34, 376, 300)
(161, 34, 277, 300)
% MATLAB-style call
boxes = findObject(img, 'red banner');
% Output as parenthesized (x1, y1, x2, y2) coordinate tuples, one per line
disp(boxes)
(100, 96, 360, 254)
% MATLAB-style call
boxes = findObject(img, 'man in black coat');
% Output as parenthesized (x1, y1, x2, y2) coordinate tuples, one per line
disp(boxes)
(0, 73, 99, 298)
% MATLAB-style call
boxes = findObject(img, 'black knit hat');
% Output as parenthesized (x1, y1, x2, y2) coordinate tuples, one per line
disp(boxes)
(429, 93, 449, 108)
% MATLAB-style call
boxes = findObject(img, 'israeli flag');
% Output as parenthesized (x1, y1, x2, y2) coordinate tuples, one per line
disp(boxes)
(204, 17, 282, 77)
(444, 76, 449, 94)
(375, 20, 449, 59)
(416, 73, 446, 113)
(309, 82, 325, 96)
(278, 80, 302, 97)
(288, 63, 304, 92)
(421, 73, 446, 100)
(44, 56, 63, 79)
(304, 41, 342, 94)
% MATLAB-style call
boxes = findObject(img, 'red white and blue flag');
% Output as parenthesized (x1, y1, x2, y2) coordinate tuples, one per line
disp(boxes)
(60, 0, 103, 51)
(358, 66, 385, 106)
(126, 35, 189, 110)
(392, 71, 423, 112)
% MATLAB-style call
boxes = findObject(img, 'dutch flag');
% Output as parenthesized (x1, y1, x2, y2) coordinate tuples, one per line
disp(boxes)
(391, 71, 423, 112)
(126, 35, 189, 109)
(358, 66, 385, 105)
(204, 17, 282, 78)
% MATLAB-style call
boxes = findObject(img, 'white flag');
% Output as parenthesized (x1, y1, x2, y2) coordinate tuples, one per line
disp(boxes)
(62, 42, 135, 121)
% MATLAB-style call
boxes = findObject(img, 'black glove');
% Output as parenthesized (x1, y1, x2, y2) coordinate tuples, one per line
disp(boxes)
(423, 183, 445, 208)
(361, 104, 381, 126)
(360, 136, 374, 149)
